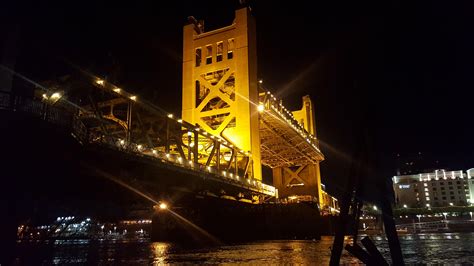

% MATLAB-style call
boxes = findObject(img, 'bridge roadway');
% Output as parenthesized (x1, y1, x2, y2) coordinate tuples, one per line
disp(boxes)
(0, 91, 275, 205)
(258, 90, 324, 168)
(0, 67, 324, 203)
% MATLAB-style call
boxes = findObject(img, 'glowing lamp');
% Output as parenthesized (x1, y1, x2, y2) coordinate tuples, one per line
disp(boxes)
(50, 92, 62, 99)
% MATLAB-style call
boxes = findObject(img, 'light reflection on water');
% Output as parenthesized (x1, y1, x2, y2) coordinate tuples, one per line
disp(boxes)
(369, 232, 474, 264)
(14, 233, 474, 264)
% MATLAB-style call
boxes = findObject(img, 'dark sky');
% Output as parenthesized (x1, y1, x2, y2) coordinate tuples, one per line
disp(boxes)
(2, 0, 474, 197)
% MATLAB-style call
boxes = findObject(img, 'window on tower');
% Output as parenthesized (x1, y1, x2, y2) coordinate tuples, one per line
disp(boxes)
(217, 42, 223, 62)
(206, 45, 212, 64)
(227, 39, 234, 59)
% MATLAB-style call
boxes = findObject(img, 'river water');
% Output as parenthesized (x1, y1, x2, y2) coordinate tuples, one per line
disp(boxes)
(13, 233, 474, 264)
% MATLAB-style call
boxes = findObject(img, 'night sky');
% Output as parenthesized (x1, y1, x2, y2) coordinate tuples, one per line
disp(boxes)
(2, 0, 473, 198)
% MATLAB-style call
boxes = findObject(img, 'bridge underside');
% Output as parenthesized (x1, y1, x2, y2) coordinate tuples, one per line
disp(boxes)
(259, 108, 324, 168)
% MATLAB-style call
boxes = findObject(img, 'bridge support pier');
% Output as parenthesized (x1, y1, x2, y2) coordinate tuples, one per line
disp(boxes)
(151, 197, 322, 244)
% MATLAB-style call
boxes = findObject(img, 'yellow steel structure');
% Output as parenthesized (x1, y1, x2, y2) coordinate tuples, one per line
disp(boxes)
(182, 8, 262, 180)
(182, 7, 327, 204)
(258, 93, 325, 202)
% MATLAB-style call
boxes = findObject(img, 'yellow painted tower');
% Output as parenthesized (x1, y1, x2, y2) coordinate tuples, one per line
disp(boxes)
(182, 7, 262, 180)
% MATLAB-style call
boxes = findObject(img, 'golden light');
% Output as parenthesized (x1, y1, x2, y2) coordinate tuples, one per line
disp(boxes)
(223, 153, 232, 161)
(257, 104, 265, 112)
(159, 202, 168, 210)
(96, 79, 104, 85)
(130, 95, 137, 101)
(50, 92, 62, 100)
(113, 88, 121, 93)
(42, 94, 48, 99)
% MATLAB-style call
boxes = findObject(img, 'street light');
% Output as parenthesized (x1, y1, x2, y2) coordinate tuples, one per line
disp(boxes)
(416, 214, 421, 223)
(50, 92, 61, 100)
(442, 212, 448, 221)
(403, 204, 408, 208)
(373, 205, 378, 211)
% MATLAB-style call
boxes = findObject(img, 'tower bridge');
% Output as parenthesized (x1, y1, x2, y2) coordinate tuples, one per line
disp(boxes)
(1, 6, 338, 244)
(0, 6, 332, 207)
(182, 7, 327, 203)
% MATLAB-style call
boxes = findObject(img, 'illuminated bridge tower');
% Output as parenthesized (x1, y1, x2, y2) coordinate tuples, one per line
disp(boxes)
(182, 7, 262, 180)
(272, 96, 324, 203)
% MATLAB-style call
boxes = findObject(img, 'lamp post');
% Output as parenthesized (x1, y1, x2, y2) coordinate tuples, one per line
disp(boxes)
(442, 212, 448, 221)
(416, 214, 421, 223)
(470, 212, 473, 221)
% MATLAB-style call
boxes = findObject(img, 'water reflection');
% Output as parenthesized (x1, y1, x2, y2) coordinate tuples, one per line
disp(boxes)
(13, 233, 474, 264)
(151, 242, 170, 264)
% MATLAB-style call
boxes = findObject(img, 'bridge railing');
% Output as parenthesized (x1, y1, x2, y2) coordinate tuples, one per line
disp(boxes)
(86, 128, 276, 197)
(258, 90, 320, 151)
(0, 90, 74, 128)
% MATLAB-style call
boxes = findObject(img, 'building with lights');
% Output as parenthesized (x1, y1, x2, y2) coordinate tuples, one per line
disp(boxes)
(392, 168, 474, 208)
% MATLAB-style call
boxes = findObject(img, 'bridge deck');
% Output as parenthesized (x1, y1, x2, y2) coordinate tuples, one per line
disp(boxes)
(0, 72, 277, 200)
(258, 92, 324, 168)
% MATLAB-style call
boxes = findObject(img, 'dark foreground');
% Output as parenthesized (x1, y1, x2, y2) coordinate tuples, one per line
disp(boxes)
(12, 233, 474, 264)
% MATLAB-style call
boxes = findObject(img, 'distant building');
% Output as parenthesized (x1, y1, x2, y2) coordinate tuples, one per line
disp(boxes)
(392, 169, 474, 208)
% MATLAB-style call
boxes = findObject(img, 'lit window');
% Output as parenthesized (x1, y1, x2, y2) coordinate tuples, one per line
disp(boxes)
(424, 188, 429, 192)
(424, 183, 428, 187)
(216, 42, 223, 62)
(227, 39, 234, 59)
(426, 197, 430, 201)
(206, 45, 212, 64)
(425, 192, 429, 196)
